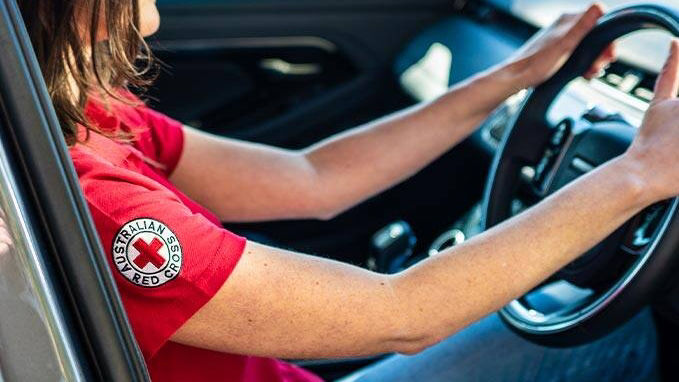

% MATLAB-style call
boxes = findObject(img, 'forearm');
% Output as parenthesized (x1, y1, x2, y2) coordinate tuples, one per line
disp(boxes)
(392, 156, 649, 348)
(303, 64, 523, 217)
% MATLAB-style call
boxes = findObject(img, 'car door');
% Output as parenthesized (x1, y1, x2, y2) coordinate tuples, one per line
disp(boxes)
(0, 1, 149, 379)
(148, 0, 492, 264)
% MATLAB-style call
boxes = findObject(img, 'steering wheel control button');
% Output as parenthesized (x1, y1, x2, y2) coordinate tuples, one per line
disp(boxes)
(549, 119, 572, 148)
(622, 202, 669, 253)
(533, 151, 554, 184)
(532, 119, 573, 195)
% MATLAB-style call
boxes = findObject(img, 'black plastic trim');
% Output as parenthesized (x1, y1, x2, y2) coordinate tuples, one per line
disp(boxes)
(0, 1, 149, 379)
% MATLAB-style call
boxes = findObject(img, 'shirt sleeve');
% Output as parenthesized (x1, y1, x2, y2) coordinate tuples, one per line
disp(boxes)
(76, 157, 246, 360)
(132, 104, 185, 177)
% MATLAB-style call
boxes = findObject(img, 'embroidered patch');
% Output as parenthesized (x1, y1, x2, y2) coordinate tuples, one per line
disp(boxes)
(112, 218, 182, 287)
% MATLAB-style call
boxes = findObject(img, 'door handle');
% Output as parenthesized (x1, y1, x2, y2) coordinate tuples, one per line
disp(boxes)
(259, 58, 322, 76)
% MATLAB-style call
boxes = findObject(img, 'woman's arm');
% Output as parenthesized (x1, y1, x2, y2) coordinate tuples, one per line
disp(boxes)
(172, 38, 679, 360)
(170, 153, 648, 359)
(170, 5, 612, 222)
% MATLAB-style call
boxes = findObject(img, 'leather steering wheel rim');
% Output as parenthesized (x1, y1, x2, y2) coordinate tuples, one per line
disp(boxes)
(484, 4, 679, 347)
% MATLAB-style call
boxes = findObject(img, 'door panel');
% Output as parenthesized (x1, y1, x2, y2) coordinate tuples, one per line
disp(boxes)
(148, 0, 497, 263)
(150, 38, 359, 143)
(151, 0, 458, 146)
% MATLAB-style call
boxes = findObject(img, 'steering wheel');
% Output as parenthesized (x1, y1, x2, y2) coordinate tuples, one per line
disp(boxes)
(484, 4, 679, 347)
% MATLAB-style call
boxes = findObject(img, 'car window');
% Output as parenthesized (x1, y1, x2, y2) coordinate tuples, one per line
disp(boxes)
(0, 124, 83, 380)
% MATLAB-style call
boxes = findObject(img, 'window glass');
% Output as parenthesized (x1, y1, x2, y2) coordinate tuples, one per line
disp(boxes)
(0, 131, 83, 381)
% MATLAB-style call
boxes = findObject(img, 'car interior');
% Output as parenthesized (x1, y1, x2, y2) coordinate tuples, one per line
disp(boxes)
(1, 0, 679, 380)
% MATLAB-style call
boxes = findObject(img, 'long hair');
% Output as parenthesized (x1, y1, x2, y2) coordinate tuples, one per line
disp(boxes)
(18, 0, 154, 144)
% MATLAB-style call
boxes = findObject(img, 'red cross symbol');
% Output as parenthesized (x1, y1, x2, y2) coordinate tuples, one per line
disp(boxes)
(132, 237, 166, 269)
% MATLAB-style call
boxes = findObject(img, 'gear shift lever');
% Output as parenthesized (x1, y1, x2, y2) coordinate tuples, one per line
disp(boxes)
(368, 221, 417, 274)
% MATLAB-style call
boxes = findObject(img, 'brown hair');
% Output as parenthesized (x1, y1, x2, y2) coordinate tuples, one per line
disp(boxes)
(18, 0, 154, 144)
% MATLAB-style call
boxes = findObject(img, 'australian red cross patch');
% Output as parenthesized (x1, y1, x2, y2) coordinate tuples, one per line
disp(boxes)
(113, 218, 182, 287)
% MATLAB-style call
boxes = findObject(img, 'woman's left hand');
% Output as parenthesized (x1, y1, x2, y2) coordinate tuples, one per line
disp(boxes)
(507, 3, 616, 89)
(0, 209, 12, 261)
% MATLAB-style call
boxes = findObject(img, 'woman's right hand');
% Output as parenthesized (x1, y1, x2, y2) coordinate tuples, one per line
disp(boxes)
(624, 39, 679, 203)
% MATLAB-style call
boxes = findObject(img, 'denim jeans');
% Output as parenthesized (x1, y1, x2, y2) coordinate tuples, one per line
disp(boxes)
(340, 309, 658, 382)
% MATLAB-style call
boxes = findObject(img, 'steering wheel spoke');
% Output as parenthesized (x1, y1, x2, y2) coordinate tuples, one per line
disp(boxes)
(530, 118, 575, 196)
(622, 200, 672, 251)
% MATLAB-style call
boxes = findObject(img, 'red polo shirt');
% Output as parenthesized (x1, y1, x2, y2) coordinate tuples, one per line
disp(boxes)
(69, 92, 322, 382)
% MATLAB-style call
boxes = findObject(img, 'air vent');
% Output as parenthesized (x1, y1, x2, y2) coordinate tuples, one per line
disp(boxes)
(600, 61, 656, 103)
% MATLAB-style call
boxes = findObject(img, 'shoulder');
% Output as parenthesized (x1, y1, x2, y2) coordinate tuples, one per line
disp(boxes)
(84, 90, 185, 175)
(70, 131, 133, 174)
(69, 133, 170, 201)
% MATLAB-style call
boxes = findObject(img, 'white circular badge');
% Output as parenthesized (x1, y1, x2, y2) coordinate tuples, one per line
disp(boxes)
(112, 218, 183, 288)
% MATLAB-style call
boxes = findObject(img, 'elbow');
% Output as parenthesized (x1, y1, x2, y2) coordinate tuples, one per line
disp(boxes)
(314, 206, 340, 221)
(314, 204, 346, 221)
(299, 153, 355, 221)
(310, 197, 351, 221)
(394, 341, 432, 356)
(389, 310, 469, 355)
(385, 303, 450, 355)
(391, 331, 449, 355)
(384, 275, 463, 356)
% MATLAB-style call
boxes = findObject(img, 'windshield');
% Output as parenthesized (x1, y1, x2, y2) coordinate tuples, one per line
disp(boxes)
(511, 0, 679, 26)
(506, 0, 679, 73)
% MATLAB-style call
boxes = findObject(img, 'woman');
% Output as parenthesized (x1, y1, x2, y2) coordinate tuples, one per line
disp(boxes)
(18, 0, 677, 381)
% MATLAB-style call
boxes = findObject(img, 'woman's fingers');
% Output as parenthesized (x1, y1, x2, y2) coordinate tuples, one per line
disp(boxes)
(572, 4, 611, 80)
(584, 43, 616, 79)
(0, 224, 11, 258)
(653, 39, 679, 103)
(563, 3, 605, 49)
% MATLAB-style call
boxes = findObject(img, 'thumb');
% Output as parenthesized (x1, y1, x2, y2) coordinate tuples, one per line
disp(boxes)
(653, 39, 679, 103)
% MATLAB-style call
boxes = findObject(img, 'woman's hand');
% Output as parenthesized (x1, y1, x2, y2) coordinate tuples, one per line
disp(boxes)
(0, 209, 13, 262)
(505, 3, 615, 89)
(624, 39, 679, 203)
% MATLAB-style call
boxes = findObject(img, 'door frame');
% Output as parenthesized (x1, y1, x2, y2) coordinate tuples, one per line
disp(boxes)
(0, 1, 148, 379)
